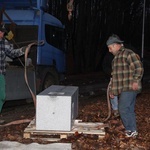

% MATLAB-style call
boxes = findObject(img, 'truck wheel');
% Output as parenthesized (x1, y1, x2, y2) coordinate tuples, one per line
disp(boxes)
(42, 73, 58, 90)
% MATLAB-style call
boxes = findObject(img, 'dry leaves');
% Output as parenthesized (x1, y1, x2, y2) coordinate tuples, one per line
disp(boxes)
(0, 73, 150, 149)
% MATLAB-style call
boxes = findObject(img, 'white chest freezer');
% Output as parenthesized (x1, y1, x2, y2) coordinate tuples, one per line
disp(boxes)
(36, 85, 78, 131)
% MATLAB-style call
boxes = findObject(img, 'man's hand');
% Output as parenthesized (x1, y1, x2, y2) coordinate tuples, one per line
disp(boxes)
(109, 94, 114, 99)
(132, 82, 139, 90)
(5, 31, 14, 40)
(21, 46, 28, 52)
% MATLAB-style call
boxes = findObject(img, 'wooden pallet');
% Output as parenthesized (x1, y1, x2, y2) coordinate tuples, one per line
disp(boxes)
(23, 119, 107, 141)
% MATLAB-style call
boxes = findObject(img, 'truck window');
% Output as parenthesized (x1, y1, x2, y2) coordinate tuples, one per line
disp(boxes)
(45, 24, 65, 52)
(6, 25, 38, 48)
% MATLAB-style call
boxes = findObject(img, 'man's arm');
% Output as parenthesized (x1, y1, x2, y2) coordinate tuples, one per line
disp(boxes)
(4, 39, 25, 58)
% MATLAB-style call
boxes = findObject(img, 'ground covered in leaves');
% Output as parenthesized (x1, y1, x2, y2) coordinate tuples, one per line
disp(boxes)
(0, 72, 150, 150)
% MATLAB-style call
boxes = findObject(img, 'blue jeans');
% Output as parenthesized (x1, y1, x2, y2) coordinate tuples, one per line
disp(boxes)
(110, 96, 118, 110)
(119, 91, 137, 131)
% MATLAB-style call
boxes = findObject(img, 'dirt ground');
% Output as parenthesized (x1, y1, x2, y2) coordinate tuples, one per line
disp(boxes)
(0, 72, 150, 150)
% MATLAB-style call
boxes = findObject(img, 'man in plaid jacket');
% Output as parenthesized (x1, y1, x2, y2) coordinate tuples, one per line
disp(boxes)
(106, 34, 144, 138)
(0, 24, 26, 124)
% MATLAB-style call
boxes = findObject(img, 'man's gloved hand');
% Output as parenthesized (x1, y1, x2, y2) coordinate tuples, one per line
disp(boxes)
(21, 46, 28, 52)
(5, 31, 14, 40)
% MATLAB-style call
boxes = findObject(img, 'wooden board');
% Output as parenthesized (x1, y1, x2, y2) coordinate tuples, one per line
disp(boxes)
(23, 119, 107, 141)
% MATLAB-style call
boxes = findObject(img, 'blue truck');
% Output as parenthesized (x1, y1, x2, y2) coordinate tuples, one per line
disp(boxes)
(0, 0, 66, 100)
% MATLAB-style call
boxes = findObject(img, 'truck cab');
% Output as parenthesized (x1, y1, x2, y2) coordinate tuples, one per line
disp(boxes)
(0, 0, 66, 100)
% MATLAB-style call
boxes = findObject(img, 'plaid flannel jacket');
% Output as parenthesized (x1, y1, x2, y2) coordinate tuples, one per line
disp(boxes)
(0, 38, 24, 75)
(110, 46, 144, 95)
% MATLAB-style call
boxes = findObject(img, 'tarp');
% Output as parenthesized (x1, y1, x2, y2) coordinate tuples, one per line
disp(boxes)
(0, 141, 72, 150)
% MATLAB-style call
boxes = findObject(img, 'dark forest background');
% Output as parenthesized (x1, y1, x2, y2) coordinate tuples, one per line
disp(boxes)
(47, 0, 150, 74)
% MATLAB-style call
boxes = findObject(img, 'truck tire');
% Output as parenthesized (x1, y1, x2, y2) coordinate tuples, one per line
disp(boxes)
(42, 72, 59, 90)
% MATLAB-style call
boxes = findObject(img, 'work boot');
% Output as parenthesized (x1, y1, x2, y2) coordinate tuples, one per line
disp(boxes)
(113, 110, 119, 117)
(125, 130, 138, 138)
